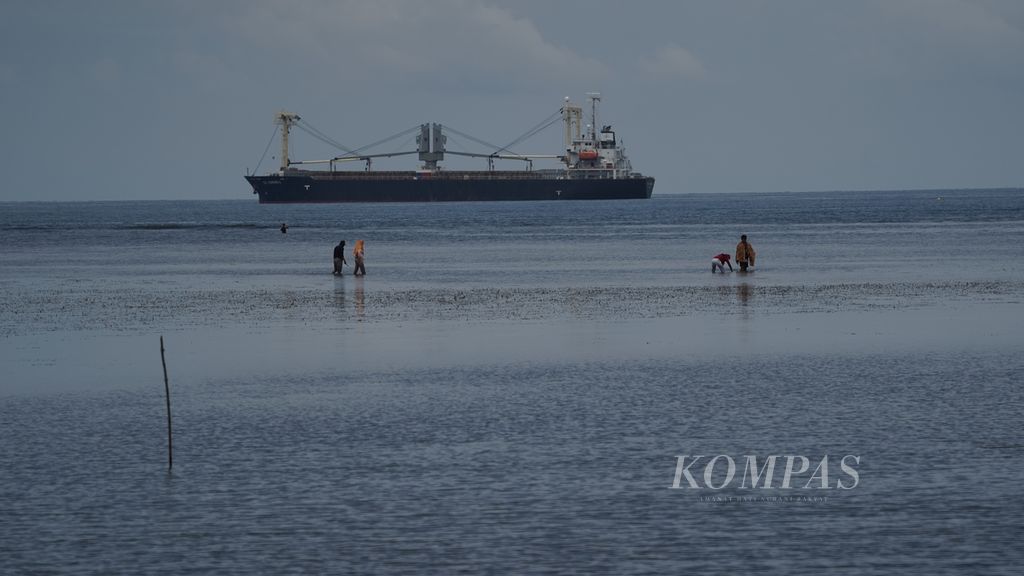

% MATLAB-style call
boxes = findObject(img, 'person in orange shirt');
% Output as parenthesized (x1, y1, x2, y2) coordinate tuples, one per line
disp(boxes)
(736, 235, 756, 271)
(353, 239, 366, 276)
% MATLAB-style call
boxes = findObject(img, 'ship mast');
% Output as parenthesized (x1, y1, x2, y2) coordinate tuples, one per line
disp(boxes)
(585, 92, 601, 143)
(274, 111, 301, 171)
(562, 97, 582, 167)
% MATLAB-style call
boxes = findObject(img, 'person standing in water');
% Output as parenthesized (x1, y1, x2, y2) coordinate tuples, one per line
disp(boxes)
(353, 239, 366, 277)
(736, 234, 756, 271)
(333, 240, 347, 275)
(711, 252, 733, 273)
(280, 222, 288, 234)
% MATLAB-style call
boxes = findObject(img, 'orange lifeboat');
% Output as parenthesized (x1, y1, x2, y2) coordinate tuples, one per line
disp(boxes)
(579, 149, 599, 160)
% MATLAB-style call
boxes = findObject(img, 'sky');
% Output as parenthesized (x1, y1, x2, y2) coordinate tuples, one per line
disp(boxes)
(1, 0, 1023, 201)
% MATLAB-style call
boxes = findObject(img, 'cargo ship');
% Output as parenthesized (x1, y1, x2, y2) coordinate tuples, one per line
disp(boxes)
(245, 94, 654, 203)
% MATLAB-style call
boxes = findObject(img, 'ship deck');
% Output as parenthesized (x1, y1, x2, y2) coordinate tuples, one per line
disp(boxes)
(281, 169, 645, 181)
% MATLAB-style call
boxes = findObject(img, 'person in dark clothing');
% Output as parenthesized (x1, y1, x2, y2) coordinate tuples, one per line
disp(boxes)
(280, 223, 288, 234)
(333, 240, 347, 275)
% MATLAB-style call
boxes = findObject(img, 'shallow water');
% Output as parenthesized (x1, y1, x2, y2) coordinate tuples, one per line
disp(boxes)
(2, 190, 1023, 574)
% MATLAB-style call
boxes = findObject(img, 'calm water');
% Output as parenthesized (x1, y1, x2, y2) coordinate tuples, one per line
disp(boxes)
(2, 190, 1023, 574)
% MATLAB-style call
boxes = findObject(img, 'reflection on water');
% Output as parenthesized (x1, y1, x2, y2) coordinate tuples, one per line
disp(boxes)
(737, 281, 752, 306)
(734, 281, 754, 345)
(354, 279, 365, 320)
(332, 278, 345, 312)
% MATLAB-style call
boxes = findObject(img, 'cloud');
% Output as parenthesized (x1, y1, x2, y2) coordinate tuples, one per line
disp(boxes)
(879, 0, 1024, 80)
(229, 0, 609, 93)
(638, 43, 705, 81)
(90, 57, 122, 94)
(0, 62, 15, 92)
(890, 0, 1023, 40)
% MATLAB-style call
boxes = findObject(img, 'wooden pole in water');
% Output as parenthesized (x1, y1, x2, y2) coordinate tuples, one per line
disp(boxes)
(160, 336, 173, 470)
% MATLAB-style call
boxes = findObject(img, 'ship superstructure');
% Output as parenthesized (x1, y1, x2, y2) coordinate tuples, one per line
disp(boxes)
(245, 94, 654, 202)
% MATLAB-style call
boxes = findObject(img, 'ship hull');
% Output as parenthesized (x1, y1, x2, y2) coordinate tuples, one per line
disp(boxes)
(246, 173, 654, 203)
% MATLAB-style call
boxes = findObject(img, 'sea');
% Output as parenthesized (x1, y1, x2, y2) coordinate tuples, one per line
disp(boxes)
(1, 189, 1022, 574)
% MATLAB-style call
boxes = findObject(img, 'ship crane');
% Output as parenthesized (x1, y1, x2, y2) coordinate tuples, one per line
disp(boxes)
(289, 150, 420, 172)
(284, 120, 559, 172)
(262, 94, 633, 176)
(273, 111, 301, 171)
(441, 120, 561, 171)
(445, 151, 560, 171)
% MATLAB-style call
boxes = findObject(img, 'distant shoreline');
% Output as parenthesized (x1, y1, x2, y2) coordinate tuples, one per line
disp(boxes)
(2, 186, 1022, 204)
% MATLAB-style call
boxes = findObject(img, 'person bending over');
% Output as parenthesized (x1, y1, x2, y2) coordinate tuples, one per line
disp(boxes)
(712, 253, 733, 273)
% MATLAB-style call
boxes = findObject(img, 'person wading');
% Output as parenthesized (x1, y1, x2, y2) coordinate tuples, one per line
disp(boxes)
(736, 234, 756, 272)
(333, 240, 347, 275)
(353, 239, 366, 277)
